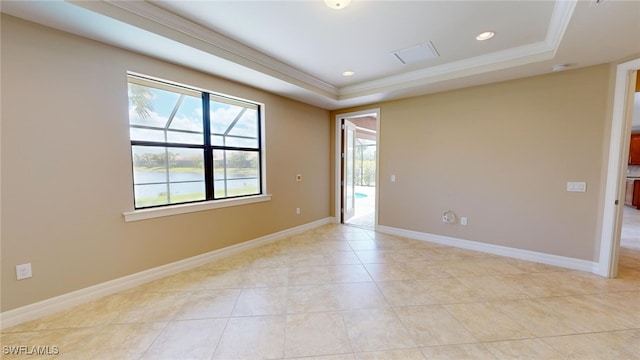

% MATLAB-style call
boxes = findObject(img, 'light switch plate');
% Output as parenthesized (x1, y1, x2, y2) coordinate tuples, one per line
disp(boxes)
(567, 181, 587, 192)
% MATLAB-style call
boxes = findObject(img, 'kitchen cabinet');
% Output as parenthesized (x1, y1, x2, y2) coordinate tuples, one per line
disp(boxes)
(630, 134, 640, 165)
(625, 179, 640, 208)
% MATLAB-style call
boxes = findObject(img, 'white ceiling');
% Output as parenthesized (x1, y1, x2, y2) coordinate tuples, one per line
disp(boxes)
(2, 0, 639, 110)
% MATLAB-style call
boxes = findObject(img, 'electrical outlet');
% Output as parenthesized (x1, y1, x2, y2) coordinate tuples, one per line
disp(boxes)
(16, 263, 32, 280)
(460, 217, 468, 226)
(296, 208, 301, 215)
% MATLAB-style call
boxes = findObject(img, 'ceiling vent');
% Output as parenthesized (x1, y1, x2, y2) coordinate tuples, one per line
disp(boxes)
(392, 41, 440, 65)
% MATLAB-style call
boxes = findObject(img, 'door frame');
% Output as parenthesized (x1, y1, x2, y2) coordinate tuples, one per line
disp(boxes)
(598, 58, 639, 277)
(334, 109, 380, 229)
(342, 118, 357, 222)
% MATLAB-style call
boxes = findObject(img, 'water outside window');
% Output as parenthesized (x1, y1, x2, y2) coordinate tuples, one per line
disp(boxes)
(128, 77, 261, 209)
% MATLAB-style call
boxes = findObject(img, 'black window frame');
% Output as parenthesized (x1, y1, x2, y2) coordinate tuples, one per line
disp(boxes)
(127, 74, 263, 210)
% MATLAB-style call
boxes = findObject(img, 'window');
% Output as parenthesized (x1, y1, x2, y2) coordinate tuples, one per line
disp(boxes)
(127, 75, 263, 209)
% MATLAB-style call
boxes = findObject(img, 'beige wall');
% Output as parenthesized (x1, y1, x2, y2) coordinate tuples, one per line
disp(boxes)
(334, 64, 613, 261)
(0, 13, 620, 313)
(1, 15, 330, 311)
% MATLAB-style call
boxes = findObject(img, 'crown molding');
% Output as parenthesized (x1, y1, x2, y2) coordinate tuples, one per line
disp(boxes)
(68, 0, 576, 106)
(545, 0, 578, 53)
(339, 0, 577, 99)
(71, 0, 338, 98)
(338, 42, 555, 99)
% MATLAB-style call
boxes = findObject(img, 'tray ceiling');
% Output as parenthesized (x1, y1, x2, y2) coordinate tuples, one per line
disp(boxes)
(2, 0, 639, 109)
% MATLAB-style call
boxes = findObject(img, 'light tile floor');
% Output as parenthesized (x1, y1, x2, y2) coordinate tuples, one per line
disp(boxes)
(2, 224, 639, 359)
(622, 206, 640, 250)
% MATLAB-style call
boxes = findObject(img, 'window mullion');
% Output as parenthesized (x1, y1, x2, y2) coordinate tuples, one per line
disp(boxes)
(202, 93, 214, 200)
(257, 106, 263, 195)
(128, 74, 262, 209)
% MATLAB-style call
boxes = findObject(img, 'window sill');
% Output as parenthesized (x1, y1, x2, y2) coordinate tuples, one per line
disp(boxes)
(123, 194, 272, 222)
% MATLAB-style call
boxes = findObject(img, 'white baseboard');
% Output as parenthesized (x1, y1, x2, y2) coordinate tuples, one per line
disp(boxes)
(377, 225, 599, 273)
(0, 217, 335, 330)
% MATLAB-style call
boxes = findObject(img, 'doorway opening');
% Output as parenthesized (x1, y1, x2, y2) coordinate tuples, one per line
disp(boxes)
(336, 109, 379, 230)
(600, 61, 639, 277)
(619, 72, 640, 267)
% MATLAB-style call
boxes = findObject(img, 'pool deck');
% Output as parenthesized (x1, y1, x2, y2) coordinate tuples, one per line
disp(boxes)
(346, 185, 375, 229)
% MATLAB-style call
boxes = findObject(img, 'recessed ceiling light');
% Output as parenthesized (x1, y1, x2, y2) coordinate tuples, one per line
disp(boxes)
(342, 70, 355, 77)
(324, 0, 351, 10)
(476, 31, 495, 41)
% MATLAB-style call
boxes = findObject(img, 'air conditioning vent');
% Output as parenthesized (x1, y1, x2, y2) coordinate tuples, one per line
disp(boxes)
(392, 41, 440, 65)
